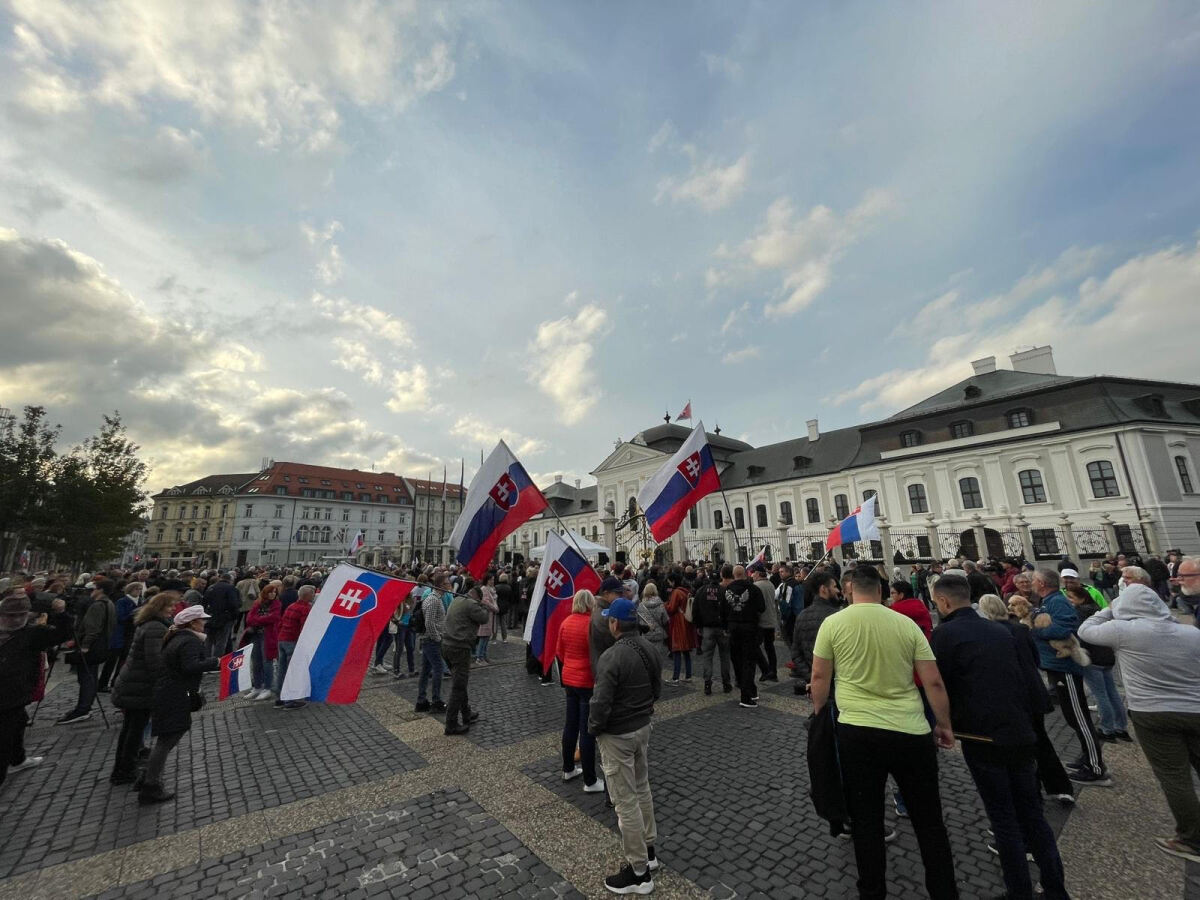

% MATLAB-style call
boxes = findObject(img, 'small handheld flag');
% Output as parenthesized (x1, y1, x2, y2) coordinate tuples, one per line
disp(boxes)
(825, 495, 881, 551)
(280, 564, 416, 704)
(347, 530, 365, 556)
(637, 420, 721, 543)
(675, 401, 692, 422)
(450, 440, 548, 578)
(523, 532, 602, 674)
(746, 545, 768, 569)
(218, 644, 256, 700)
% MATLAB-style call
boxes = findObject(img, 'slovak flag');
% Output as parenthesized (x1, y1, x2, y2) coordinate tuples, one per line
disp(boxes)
(675, 401, 692, 422)
(637, 420, 721, 543)
(347, 530, 364, 556)
(450, 440, 548, 578)
(746, 545, 768, 569)
(218, 643, 255, 700)
(523, 532, 602, 674)
(825, 495, 881, 551)
(280, 564, 415, 703)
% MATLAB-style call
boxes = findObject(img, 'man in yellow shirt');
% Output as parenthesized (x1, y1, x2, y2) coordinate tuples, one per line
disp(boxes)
(811, 567, 959, 899)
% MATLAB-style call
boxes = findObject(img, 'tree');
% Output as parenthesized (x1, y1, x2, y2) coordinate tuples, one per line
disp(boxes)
(0, 406, 59, 571)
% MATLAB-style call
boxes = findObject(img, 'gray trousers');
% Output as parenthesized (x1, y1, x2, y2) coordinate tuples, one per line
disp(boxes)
(597, 724, 657, 873)
(698, 627, 731, 686)
(143, 731, 184, 788)
(1130, 709, 1200, 846)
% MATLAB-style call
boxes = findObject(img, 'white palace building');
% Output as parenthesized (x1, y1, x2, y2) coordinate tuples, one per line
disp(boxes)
(506, 347, 1200, 568)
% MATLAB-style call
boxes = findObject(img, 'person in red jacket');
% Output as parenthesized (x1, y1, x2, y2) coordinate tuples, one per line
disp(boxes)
(272, 585, 313, 710)
(556, 589, 605, 793)
(888, 577, 936, 818)
(244, 583, 281, 702)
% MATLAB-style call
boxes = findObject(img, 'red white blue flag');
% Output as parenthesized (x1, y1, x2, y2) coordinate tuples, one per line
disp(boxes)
(280, 564, 415, 703)
(825, 495, 880, 551)
(523, 532, 602, 675)
(450, 440, 548, 578)
(218, 643, 255, 700)
(346, 529, 364, 556)
(637, 421, 722, 543)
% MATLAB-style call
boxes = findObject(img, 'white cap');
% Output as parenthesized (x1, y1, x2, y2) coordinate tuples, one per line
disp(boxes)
(173, 605, 211, 625)
(1059, 568, 1080, 579)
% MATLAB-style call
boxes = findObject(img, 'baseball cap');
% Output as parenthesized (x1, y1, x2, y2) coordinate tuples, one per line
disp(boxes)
(601, 596, 638, 622)
(1059, 568, 1080, 579)
(599, 576, 623, 594)
(173, 605, 211, 626)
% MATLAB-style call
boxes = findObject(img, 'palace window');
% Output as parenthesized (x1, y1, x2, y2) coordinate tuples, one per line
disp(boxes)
(1086, 460, 1120, 498)
(834, 494, 850, 520)
(688, 507, 698, 529)
(244, 504, 253, 517)
(240, 526, 250, 540)
(734, 508, 745, 530)
(806, 498, 820, 523)
(780, 501, 794, 526)
(274, 505, 284, 519)
(271, 526, 281, 540)
(908, 483, 928, 514)
(950, 420, 974, 439)
(1176, 456, 1195, 493)
(1032, 528, 1060, 557)
(900, 430, 921, 448)
(959, 476, 984, 509)
(1018, 469, 1047, 504)
(1006, 409, 1032, 429)
(714, 509, 724, 529)
(755, 504, 768, 528)
(863, 489, 881, 515)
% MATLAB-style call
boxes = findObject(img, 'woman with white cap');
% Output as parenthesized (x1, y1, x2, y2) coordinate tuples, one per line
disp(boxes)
(138, 605, 219, 805)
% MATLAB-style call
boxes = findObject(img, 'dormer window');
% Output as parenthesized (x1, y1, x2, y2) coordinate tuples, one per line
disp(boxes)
(747, 465, 766, 478)
(950, 420, 975, 439)
(1006, 408, 1033, 429)
(899, 430, 921, 448)
(964, 385, 982, 399)
(1134, 393, 1168, 418)
(1183, 398, 1200, 418)
(792, 455, 812, 470)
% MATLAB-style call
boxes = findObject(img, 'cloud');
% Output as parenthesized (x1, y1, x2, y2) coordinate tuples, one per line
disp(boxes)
(528, 302, 609, 424)
(450, 416, 544, 458)
(656, 154, 749, 212)
(5, 1, 458, 150)
(722, 346, 761, 365)
(720, 301, 750, 334)
(3, 174, 68, 224)
(828, 239, 1200, 414)
(115, 125, 209, 183)
(647, 119, 677, 153)
(312, 294, 412, 349)
(715, 189, 893, 318)
(332, 337, 386, 386)
(302, 221, 344, 285)
(385, 364, 433, 413)
(702, 52, 742, 80)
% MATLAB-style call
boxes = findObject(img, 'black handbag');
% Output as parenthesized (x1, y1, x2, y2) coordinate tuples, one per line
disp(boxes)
(189, 690, 206, 712)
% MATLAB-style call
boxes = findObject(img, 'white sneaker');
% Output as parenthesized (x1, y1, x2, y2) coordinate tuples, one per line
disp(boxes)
(562, 766, 583, 782)
(9, 756, 43, 773)
(254, 690, 275, 701)
(584, 778, 606, 793)
(372, 664, 388, 675)
(240, 688, 257, 698)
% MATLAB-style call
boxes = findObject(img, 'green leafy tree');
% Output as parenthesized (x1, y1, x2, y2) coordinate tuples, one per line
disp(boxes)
(0, 406, 60, 571)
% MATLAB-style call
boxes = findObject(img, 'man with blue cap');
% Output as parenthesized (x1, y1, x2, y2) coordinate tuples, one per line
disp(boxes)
(590, 595, 663, 895)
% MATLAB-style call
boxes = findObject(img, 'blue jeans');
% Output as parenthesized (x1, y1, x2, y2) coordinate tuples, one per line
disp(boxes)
(374, 630, 394, 666)
(964, 747, 1068, 900)
(272, 641, 297, 696)
(250, 634, 274, 690)
(1081, 665, 1127, 734)
(475, 635, 490, 661)
(71, 659, 101, 716)
(562, 686, 597, 785)
(418, 639, 443, 703)
(393, 626, 416, 674)
(672, 650, 692, 679)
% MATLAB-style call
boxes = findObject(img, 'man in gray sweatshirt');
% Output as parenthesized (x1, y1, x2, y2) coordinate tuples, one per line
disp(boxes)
(441, 588, 489, 736)
(590, 596, 662, 895)
(1079, 564, 1200, 863)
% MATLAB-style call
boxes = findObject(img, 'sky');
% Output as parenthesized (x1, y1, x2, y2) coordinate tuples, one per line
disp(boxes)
(1, 1, 1199, 493)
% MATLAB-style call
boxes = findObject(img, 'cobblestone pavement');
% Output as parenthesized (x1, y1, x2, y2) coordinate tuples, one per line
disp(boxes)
(0, 638, 1186, 899)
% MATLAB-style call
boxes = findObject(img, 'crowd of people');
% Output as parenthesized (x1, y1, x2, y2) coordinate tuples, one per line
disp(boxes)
(1, 547, 1198, 897)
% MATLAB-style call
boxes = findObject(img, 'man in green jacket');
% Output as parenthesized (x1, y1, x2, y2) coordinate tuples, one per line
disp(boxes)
(1061, 568, 1108, 610)
(441, 588, 488, 736)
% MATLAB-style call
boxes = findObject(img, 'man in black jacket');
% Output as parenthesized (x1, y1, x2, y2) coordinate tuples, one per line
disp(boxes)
(930, 573, 1069, 900)
(692, 571, 731, 695)
(721, 564, 764, 709)
(791, 570, 842, 695)
(202, 573, 242, 657)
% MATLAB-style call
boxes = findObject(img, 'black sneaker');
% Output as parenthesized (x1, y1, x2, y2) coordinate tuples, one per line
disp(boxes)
(414, 700, 431, 712)
(647, 846, 659, 871)
(466, 711, 480, 723)
(703, 681, 712, 696)
(722, 683, 733, 693)
(604, 863, 653, 895)
(1114, 730, 1134, 743)
(739, 701, 759, 709)
(1097, 732, 1117, 743)
(138, 784, 176, 805)
(283, 700, 307, 710)
(987, 843, 1034, 861)
(431, 700, 447, 713)
(55, 711, 92, 725)
(444, 723, 470, 736)
(1069, 769, 1113, 787)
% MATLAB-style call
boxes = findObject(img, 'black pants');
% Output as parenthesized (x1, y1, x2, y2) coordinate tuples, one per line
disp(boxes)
(1046, 671, 1104, 776)
(70, 658, 102, 717)
(0, 707, 28, 787)
(964, 746, 1068, 900)
(1033, 713, 1073, 797)
(112, 708, 151, 780)
(441, 644, 473, 727)
(759, 627, 777, 677)
(98, 646, 128, 691)
(729, 626, 760, 704)
(837, 722, 958, 899)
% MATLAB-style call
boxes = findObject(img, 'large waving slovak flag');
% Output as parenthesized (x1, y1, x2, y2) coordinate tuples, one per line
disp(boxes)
(218, 643, 255, 700)
(280, 564, 415, 703)
(825, 495, 881, 551)
(450, 440, 548, 578)
(637, 420, 722, 543)
(523, 532, 602, 674)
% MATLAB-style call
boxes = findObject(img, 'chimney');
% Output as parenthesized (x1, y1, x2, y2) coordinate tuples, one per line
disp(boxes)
(970, 356, 997, 375)
(806, 419, 820, 442)
(1009, 345, 1056, 376)
(574, 479, 581, 489)
(554, 474, 563, 483)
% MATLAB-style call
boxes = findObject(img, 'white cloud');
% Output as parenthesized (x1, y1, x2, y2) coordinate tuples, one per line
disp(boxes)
(702, 52, 742, 80)
(385, 364, 432, 413)
(312, 294, 413, 349)
(450, 416, 544, 458)
(647, 119, 677, 153)
(722, 346, 761, 365)
(6, 0, 458, 150)
(720, 301, 750, 334)
(332, 337, 386, 386)
(718, 189, 893, 318)
(302, 221, 344, 285)
(116, 125, 209, 183)
(656, 154, 749, 212)
(528, 302, 609, 424)
(828, 239, 1200, 414)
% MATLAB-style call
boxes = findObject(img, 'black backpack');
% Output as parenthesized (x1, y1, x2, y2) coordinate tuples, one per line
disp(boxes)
(409, 602, 426, 635)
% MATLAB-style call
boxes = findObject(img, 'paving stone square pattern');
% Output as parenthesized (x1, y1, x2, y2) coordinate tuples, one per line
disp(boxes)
(85, 789, 582, 900)
(2, 697, 426, 880)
